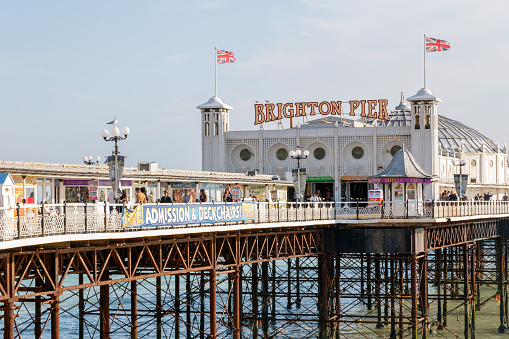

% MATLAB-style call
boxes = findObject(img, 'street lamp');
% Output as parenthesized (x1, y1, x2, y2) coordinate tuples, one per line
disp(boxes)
(101, 121, 130, 199)
(452, 158, 467, 199)
(289, 148, 309, 202)
(83, 155, 101, 165)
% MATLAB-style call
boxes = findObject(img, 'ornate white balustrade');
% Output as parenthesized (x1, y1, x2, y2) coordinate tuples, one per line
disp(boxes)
(1, 200, 509, 241)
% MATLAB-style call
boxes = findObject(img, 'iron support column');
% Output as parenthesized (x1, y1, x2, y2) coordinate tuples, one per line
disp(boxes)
(131, 280, 138, 339)
(319, 254, 329, 339)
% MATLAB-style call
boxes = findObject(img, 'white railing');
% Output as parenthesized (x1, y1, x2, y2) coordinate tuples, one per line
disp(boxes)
(1, 200, 509, 241)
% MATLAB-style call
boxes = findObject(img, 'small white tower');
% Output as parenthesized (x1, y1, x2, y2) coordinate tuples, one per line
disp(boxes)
(407, 88, 441, 198)
(197, 96, 233, 172)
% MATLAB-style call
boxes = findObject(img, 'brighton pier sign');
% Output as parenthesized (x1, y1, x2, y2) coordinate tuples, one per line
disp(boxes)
(254, 99, 390, 125)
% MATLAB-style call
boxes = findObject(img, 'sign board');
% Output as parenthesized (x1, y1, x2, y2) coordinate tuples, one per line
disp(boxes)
(122, 202, 256, 228)
(307, 176, 334, 182)
(88, 180, 99, 200)
(255, 99, 390, 125)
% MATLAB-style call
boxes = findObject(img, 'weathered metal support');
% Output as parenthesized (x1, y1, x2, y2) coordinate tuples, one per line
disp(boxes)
(436, 248, 443, 330)
(252, 262, 259, 339)
(367, 254, 372, 310)
(443, 246, 448, 328)
(200, 272, 205, 339)
(175, 274, 180, 339)
(3, 300, 16, 339)
(156, 276, 162, 339)
(375, 255, 383, 329)
(287, 258, 292, 309)
(464, 243, 470, 339)
(296, 257, 301, 307)
(390, 256, 396, 339)
(100, 274, 110, 339)
(318, 254, 329, 339)
(186, 272, 192, 339)
(271, 260, 276, 323)
(79, 274, 84, 339)
(335, 257, 341, 339)
(498, 237, 507, 333)
(420, 253, 428, 339)
(51, 294, 60, 339)
(411, 252, 418, 339)
(210, 268, 217, 339)
(131, 280, 138, 339)
(35, 278, 42, 338)
(233, 265, 241, 339)
(262, 261, 269, 336)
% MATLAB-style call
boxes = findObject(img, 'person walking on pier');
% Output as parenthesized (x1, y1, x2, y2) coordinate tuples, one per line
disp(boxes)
(148, 191, 155, 203)
(160, 190, 172, 203)
(135, 187, 147, 204)
(199, 189, 207, 202)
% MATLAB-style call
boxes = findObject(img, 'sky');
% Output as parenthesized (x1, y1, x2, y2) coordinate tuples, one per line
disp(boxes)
(1, 0, 508, 171)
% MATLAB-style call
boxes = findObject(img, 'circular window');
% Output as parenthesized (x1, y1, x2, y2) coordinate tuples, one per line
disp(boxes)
(276, 148, 288, 161)
(490, 160, 494, 167)
(352, 147, 364, 159)
(471, 159, 476, 167)
(314, 147, 326, 160)
(390, 145, 402, 156)
(240, 149, 251, 161)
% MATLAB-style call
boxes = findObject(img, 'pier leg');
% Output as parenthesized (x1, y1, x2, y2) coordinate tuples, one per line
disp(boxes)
(319, 254, 329, 339)
(262, 261, 269, 337)
(271, 260, 276, 323)
(398, 259, 404, 339)
(35, 278, 42, 338)
(200, 272, 205, 339)
(390, 256, 396, 339)
(79, 275, 84, 339)
(296, 257, 301, 307)
(186, 273, 192, 339)
(51, 294, 60, 339)
(131, 280, 138, 339)
(420, 254, 428, 339)
(335, 257, 341, 339)
(464, 244, 470, 339)
(498, 237, 507, 333)
(287, 258, 292, 309)
(375, 255, 383, 329)
(470, 244, 476, 339)
(175, 274, 180, 339)
(252, 263, 259, 339)
(3, 300, 16, 339)
(411, 253, 418, 339)
(367, 254, 372, 310)
(437, 249, 443, 330)
(443, 247, 448, 328)
(156, 276, 162, 339)
(100, 279, 110, 339)
(233, 265, 241, 339)
(210, 269, 217, 339)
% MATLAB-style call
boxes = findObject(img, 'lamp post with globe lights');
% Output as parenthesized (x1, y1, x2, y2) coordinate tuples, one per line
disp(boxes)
(83, 155, 101, 165)
(101, 123, 130, 199)
(289, 149, 309, 202)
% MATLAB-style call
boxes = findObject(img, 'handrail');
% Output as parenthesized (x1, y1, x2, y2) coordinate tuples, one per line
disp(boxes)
(1, 200, 509, 242)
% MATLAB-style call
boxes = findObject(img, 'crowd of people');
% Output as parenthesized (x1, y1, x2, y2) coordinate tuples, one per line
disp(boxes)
(439, 190, 509, 202)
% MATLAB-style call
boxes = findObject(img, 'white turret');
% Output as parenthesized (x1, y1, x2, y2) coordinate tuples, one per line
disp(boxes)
(408, 88, 441, 198)
(198, 96, 232, 172)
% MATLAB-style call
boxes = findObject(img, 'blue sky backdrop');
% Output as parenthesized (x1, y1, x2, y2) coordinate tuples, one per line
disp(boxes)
(1, 0, 508, 170)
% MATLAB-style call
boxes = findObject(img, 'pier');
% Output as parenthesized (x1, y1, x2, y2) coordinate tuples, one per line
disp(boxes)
(0, 201, 508, 338)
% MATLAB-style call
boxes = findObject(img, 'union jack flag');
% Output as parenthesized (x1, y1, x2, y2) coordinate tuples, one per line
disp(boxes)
(425, 37, 451, 52)
(217, 49, 235, 64)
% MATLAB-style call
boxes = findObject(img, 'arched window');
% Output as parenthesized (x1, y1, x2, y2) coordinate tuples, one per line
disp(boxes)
(425, 115, 430, 129)
(214, 122, 219, 135)
(415, 115, 420, 129)
(205, 122, 209, 136)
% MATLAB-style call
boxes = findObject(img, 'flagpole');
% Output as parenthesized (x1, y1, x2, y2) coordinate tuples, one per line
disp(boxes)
(214, 47, 217, 97)
(423, 34, 426, 89)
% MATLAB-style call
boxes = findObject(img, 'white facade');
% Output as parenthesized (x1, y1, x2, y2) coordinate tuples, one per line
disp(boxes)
(199, 88, 509, 201)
